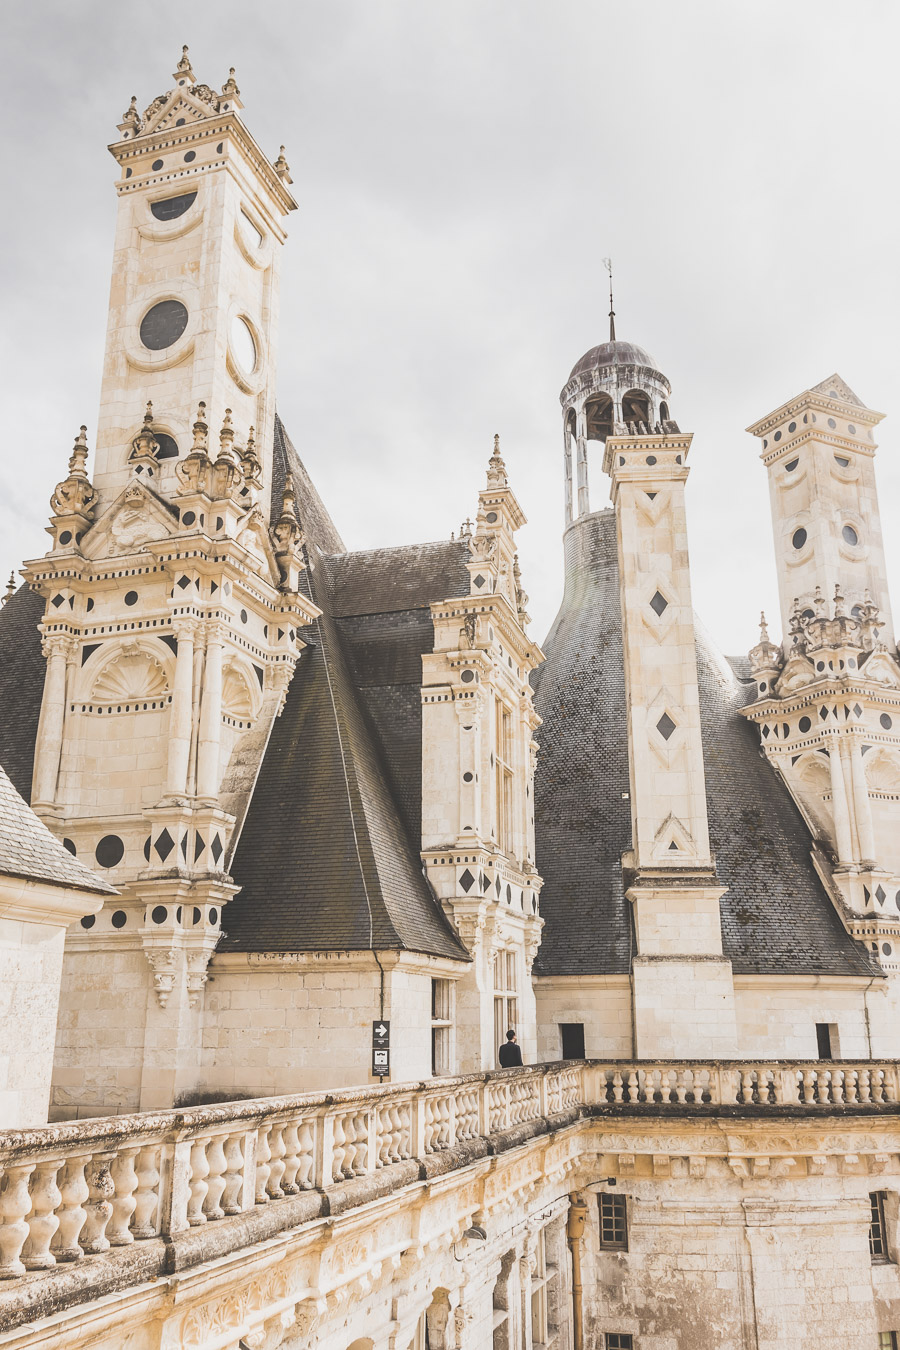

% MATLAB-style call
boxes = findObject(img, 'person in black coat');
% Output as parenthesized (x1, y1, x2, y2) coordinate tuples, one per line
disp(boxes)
(498, 1029, 523, 1067)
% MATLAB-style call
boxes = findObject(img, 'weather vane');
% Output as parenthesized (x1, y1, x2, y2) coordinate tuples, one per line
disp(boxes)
(602, 257, 616, 342)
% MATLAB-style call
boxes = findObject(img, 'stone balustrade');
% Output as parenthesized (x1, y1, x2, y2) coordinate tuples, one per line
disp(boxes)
(0, 1058, 896, 1288)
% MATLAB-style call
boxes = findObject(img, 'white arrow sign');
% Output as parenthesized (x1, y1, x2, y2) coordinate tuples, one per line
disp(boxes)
(375, 1024, 388, 1037)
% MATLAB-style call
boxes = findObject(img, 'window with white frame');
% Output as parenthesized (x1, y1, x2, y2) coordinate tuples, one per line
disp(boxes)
(530, 1226, 563, 1348)
(878, 1334, 899, 1350)
(431, 978, 452, 1076)
(493, 949, 519, 1057)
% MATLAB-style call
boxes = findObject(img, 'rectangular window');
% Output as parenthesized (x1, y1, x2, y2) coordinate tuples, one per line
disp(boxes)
(605, 1336, 633, 1350)
(431, 978, 452, 1076)
(493, 950, 519, 1062)
(560, 1023, 585, 1060)
(598, 1192, 628, 1251)
(871, 1191, 890, 1263)
(816, 1022, 832, 1058)
(530, 1228, 549, 1346)
(878, 1334, 899, 1350)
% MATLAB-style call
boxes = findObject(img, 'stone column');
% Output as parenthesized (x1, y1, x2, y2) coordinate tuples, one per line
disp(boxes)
(849, 737, 876, 864)
(575, 409, 589, 519)
(33, 636, 73, 806)
(166, 620, 196, 799)
(828, 734, 855, 865)
(197, 626, 224, 801)
(563, 420, 574, 527)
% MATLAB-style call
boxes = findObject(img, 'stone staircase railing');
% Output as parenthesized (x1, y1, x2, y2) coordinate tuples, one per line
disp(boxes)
(0, 1058, 896, 1282)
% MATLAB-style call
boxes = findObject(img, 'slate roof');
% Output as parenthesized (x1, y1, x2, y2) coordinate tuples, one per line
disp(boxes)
(0, 763, 113, 895)
(0, 584, 46, 800)
(531, 507, 876, 979)
(222, 419, 469, 960)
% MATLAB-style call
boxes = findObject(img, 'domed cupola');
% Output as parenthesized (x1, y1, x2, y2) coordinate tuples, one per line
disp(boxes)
(559, 281, 676, 523)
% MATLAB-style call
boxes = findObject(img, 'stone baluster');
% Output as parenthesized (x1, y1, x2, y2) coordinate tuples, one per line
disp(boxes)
(611, 1071, 623, 1103)
(740, 1070, 754, 1104)
(266, 1126, 286, 1197)
(22, 1160, 62, 1269)
(296, 1122, 315, 1190)
(255, 1127, 272, 1201)
(674, 1071, 689, 1105)
(329, 1116, 345, 1183)
(831, 1070, 846, 1105)
(844, 1069, 859, 1104)
(0, 1164, 36, 1278)
(815, 1070, 831, 1105)
(131, 1146, 161, 1238)
(801, 1070, 816, 1105)
(221, 1135, 246, 1215)
(81, 1156, 115, 1253)
(52, 1155, 89, 1260)
(187, 1139, 210, 1226)
(107, 1148, 139, 1245)
(626, 1071, 639, 1104)
(858, 1068, 872, 1104)
(423, 1099, 436, 1154)
(204, 1136, 227, 1219)
(281, 1123, 301, 1194)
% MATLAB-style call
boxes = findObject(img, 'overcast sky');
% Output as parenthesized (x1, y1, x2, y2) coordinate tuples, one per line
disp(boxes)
(3, 1, 899, 653)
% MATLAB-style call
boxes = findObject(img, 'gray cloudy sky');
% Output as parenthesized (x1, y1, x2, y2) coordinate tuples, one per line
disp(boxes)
(3, 1, 899, 653)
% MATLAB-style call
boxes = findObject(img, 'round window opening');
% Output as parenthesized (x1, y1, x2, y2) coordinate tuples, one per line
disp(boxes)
(95, 835, 125, 869)
(231, 315, 256, 373)
(792, 527, 808, 550)
(140, 300, 189, 351)
(881, 714, 893, 731)
(842, 524, 859, 546)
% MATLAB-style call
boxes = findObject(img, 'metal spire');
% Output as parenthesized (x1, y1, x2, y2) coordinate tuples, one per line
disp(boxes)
(602, 257, 616, 342)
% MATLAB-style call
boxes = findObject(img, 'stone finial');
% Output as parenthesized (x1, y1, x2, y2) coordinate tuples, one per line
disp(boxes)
(240, 425, 263, 488)
(833, 584, 846, 619)
(222, 67, 240, 97)
(49, 426, 98, 522)
(459, 518, 473, 540)
(749, 609, 783, 677)
(191, 402, 209, 454)
(118, 96, 143, 138)
(173, 44, 195, 83)
(273, 476, 303, 565)
(514, 553, 530, 628)
(217, 407, 238, 463)
(130, 402, 160, 464)
(813, 585, 826, 618)
(273, 146, 293, 184)
(486, 433, 508, 489)
(2, 572, 15, 606)
(176, 403, 213, 494)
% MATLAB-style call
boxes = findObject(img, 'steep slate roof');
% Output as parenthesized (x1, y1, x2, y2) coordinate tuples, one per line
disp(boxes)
(223, 420, 469, 960)
(0, 584, 46, 800)
(531, 508, 876, 979)
(0, 763, 114, 895)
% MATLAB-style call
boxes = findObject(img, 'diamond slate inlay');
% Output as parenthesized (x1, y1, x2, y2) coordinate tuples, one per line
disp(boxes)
(211, 835, 223, 864)
(656, 712, 676, 741)
(459, 867, 475, 893)
(650, 591, 668, 617)
(473, 574, 486, 588)
(154, 828, 174, 862)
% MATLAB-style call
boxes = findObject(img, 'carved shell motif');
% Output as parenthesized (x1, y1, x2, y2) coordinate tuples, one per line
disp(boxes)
(93, 652, 169, 703)
(222, 667, 255, 720)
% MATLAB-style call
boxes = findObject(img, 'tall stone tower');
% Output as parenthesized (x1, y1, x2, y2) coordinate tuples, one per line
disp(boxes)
(421, 439, 545, 1072)
(744, 376, 900, 982)
(558, 334, 737, 1057)
(23, 51, 319, 1112)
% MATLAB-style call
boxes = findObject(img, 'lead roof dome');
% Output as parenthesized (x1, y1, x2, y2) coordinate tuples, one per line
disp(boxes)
(568, 339, 661, 382)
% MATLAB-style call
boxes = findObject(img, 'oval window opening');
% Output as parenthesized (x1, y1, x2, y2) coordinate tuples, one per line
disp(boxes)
(140, 300, 189, 351)
(842, 524, 859, 546)
(150, 191, 197, 222)
(231, 315, 256, 372)
(792, 528, 808, 550)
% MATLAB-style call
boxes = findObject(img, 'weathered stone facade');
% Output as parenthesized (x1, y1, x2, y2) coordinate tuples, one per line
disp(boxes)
(2, 45, 900, 1348)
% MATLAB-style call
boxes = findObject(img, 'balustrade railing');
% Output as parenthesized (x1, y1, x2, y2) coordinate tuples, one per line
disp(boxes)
(0, 1058, 896, 1282)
